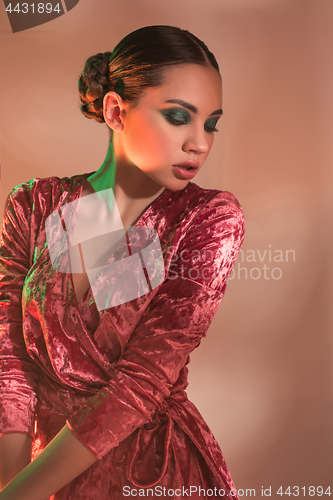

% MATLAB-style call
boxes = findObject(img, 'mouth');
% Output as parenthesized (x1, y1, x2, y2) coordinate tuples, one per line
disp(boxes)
(173, 161, 200, 171)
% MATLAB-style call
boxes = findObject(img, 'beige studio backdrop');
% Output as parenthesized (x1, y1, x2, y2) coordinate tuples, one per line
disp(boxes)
(0, 0, 332, 495)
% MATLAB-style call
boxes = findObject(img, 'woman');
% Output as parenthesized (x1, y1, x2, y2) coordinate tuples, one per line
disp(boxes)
(0, 25, 245, 500)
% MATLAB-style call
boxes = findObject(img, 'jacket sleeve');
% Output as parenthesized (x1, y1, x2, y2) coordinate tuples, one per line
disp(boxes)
(66, 192, 246, 459)
(0, 183, 38, 438)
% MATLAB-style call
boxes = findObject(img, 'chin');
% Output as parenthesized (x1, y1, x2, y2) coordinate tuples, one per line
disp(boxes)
(161, 177, 191, 192)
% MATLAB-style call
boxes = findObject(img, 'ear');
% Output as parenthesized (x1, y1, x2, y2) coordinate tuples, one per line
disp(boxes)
(103, 92, 127, 132)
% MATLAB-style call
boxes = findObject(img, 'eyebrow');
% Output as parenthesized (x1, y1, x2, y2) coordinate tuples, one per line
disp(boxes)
(165, 99, 223, 116)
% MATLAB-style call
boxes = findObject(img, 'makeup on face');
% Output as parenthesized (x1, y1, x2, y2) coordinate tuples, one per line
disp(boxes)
(112, 64, 223, 192)
(171, 165, 199, 179)
(160, 102, 222, 134)
(159, 102, 222, 178)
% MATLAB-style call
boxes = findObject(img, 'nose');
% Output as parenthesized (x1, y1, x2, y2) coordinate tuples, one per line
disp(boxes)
(182, 125, 210, 155)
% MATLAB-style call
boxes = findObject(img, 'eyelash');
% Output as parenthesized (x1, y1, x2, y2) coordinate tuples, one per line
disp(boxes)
(163, 112, 219, 133)
(165, 115, 189, 126)
(205, 123, 219, 133)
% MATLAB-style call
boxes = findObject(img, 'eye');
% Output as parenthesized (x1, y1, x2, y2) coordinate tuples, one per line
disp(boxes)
(161, 108, 191, 126)
(204, 117, 220, 133)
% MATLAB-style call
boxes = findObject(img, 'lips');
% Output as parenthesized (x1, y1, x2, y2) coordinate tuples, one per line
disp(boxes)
(172, 165, 198, 180)
(173, 161, 200, 171)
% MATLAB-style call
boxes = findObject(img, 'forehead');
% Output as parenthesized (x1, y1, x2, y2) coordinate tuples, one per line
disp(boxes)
(140, 63, 222, 111)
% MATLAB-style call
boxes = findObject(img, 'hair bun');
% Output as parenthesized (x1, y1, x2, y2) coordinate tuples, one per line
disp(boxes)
(78, 52, 112, 123)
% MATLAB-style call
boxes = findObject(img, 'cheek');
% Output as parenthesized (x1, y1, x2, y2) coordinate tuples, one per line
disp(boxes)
(124, 119, 177, 162)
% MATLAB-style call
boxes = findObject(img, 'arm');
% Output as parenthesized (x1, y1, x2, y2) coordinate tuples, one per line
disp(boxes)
(0, 185, 39, 484)
(0, 434, 32, 489)
(0, 184, 96, 500)
(0, 426, 96, 500)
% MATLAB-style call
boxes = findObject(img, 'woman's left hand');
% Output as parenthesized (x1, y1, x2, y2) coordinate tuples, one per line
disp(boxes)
(0, 425, 97, 500)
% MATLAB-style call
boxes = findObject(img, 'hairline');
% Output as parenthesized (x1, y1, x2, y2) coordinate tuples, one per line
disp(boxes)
(122, 61, 221, 110)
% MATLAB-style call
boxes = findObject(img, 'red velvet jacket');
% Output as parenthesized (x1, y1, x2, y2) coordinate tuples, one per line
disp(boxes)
(0, 173, 245, 500)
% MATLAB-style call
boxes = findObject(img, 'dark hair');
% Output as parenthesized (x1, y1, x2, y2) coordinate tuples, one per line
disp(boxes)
(78, 25, 220, 123)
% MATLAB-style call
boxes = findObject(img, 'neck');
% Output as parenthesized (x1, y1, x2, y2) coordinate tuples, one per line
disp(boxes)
(87, 135, 166, 213)
(87, 139, 116, 193)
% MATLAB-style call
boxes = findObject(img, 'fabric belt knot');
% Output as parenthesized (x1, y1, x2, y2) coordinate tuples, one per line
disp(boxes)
(125, 407, 173, 488)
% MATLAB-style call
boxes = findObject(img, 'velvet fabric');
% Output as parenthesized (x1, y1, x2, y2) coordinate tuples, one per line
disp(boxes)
(0, 172, 245, 500)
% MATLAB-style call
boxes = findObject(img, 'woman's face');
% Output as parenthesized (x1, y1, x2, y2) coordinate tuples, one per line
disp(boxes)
(112, 63, 222, 191)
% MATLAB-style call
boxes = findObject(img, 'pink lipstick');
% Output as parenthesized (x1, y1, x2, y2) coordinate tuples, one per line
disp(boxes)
(172, 161, 200, 180)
